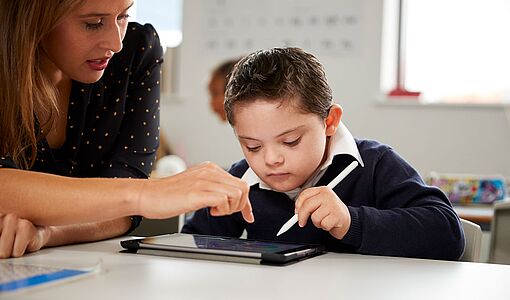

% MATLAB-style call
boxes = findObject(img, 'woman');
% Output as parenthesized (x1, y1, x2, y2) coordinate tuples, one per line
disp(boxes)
(0, 0, 253, 258)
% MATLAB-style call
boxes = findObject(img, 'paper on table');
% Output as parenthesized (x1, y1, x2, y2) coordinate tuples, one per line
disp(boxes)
(0, 260, 102, 295)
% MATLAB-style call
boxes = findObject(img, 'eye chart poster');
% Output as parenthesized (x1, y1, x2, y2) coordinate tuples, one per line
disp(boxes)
(198, 0, 362, 56)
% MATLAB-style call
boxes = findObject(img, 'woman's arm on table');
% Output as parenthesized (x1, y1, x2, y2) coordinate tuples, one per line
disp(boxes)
(0, 162, 254, 226)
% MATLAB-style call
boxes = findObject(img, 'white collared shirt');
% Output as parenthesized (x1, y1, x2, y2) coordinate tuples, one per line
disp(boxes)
(241, 122, 364, 200)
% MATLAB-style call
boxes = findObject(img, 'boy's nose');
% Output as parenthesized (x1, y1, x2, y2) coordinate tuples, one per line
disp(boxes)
(264, 149, 284, 166)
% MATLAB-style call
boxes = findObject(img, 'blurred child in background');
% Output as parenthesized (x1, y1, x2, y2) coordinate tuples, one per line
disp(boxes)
(208, 58, 240, 122)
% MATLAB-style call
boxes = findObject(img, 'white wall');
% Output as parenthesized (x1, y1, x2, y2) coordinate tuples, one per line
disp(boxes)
(160, 0, 510, 180)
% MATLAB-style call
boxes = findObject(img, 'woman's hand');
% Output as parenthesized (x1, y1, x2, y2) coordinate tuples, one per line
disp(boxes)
(295, 187, 351, 239)
(138, 162, 254, 223)
(0, 213, 49, 258)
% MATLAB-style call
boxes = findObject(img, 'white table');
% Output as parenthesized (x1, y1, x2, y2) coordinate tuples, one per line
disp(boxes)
(3, 237, 510, 300)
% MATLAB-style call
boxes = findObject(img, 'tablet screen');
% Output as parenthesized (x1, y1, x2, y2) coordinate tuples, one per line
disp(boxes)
(141, 234, 303, 254)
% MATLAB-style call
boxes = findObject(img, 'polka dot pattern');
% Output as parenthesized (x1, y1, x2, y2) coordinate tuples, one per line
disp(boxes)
(0, 23, 164, 180)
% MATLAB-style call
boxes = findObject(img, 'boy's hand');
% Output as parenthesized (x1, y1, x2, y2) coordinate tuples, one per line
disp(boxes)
(295, 187, 351, 240)
(0, 213, 49, 258)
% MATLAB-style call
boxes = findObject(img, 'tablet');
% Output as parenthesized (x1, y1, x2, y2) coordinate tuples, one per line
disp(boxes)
(120, 233, 325, 265)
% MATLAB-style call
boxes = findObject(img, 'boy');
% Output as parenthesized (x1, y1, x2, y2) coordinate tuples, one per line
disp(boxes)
(182, 47, 465, 260)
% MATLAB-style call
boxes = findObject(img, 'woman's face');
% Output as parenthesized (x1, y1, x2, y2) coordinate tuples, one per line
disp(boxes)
(40, 0, 134, 84)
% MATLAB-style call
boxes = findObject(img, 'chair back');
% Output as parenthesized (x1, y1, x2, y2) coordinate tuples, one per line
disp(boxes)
(459, 218, 482, 262)
(489, 200, 510, 264)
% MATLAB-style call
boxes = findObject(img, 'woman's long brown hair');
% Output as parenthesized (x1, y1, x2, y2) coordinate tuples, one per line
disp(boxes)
(0, 0, 83, 168)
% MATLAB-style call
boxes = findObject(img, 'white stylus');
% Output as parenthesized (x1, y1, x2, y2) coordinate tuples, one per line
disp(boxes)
(276, 160, 359, 236)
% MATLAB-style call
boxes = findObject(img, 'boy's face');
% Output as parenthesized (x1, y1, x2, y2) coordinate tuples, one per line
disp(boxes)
(232, 98, 331, 192)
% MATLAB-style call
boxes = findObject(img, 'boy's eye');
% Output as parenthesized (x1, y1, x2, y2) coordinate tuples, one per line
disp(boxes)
(246, 145, 261, 152)
(284, 137, 301, 147)
(85, 18, 104, 30)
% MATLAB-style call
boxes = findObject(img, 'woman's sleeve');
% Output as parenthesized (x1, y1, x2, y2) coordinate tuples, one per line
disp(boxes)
(98, 23, 164, 179)
(0, 156, 18, 169)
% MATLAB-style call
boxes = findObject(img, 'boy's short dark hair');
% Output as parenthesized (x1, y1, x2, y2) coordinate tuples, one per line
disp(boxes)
(224, 47, 333, 125)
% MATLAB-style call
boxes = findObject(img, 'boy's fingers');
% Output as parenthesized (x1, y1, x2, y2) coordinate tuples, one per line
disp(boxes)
(320, 214, 339, 232)
(295, 187, 321, 210)
(310, 207, 329, 229)
(296, 193, 322, 227)
(297, 202, 319, 227)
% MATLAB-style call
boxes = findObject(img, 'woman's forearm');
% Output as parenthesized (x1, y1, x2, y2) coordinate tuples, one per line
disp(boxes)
(44, 217, 132, 247)
(0, 162, 254, 228)
(0, 169, 142, 226)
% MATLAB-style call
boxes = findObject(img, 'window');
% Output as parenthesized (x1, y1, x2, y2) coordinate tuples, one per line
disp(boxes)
(132, 0, 183, 95)
(132, 0, 183, 49)
(382, 0, 510, 104)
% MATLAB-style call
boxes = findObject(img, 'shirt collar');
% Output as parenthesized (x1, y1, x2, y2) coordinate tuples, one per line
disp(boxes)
(241, 121, 364, 192)
(323, 121, 364, 169)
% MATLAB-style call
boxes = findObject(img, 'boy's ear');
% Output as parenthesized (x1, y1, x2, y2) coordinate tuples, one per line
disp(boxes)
(325, 104, 343, 136)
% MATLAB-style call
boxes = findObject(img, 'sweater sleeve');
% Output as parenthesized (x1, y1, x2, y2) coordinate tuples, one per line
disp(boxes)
(341, 148, 465, 260)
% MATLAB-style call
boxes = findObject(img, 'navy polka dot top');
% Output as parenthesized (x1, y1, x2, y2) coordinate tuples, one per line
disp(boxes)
(0, 22, 163, 179)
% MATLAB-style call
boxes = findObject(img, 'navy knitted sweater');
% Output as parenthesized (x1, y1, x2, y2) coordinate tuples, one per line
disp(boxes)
(182, 139, 465, 260)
